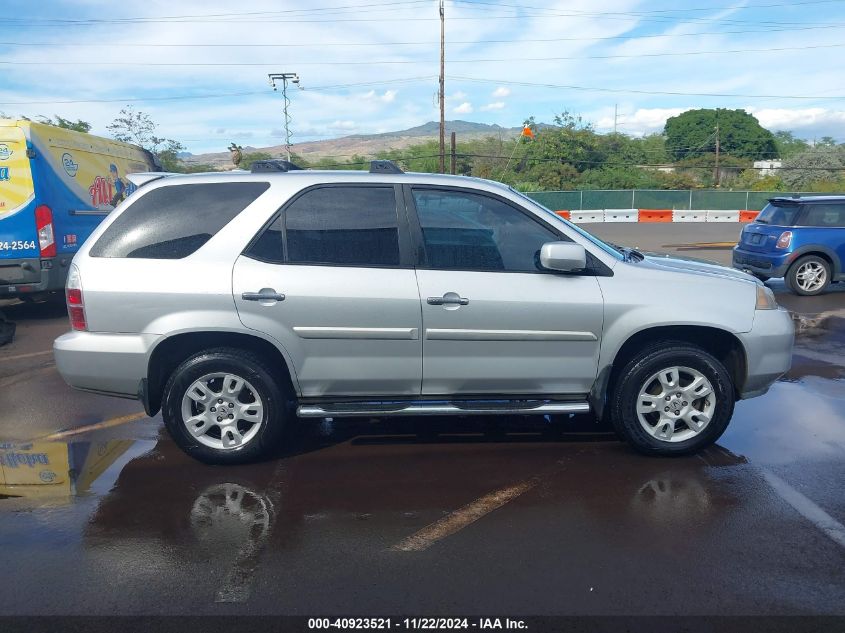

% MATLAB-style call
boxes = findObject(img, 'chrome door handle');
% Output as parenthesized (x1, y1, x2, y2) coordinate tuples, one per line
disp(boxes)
(242, 288, 285, 302)
(427, 294, 469, 306)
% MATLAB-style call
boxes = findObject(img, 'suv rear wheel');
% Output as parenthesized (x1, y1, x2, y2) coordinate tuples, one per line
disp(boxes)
(787, 255, 831, 296)
(162, 348, 288, 464)
(609, 342, 734, 456)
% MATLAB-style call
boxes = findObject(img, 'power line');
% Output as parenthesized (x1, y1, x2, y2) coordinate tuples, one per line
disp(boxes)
(452, 76, 845, 100)
(0, 77, 435, 106)
(5, 42, 845, 67)
(3, 23, 845, 48)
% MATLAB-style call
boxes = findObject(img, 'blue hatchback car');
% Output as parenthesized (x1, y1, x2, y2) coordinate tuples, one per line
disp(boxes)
(733, 196, 845, 296)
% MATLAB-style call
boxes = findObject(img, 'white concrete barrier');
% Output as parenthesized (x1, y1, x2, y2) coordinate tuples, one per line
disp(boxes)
(570, 210, 604, 223)
(672, 210, 708, 222)
(603, 209, 638, 223)
(706, 210, 741, 222)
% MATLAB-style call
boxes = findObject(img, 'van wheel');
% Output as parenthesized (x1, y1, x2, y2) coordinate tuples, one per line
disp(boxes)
(787, 255, 831, 296)
(162, 348, 287, 464)
(609, 342, 734, 456)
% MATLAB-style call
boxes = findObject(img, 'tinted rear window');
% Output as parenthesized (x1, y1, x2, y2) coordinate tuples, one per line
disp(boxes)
(799, 203, 845, 227)
(755, 202, 801, 226)
(90, 182, 269, 259)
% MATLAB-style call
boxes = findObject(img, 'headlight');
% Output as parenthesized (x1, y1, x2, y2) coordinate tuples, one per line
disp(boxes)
(755, 284, 778, 310)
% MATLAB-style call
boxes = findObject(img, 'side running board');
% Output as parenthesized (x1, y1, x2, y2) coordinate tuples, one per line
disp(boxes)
(297, 400, 590, 418)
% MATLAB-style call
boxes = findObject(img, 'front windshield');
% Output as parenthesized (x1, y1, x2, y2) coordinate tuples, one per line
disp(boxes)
(508, 187, 625, 261)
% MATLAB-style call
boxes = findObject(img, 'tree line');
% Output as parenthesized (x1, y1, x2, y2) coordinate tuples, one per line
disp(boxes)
(4, 106, 843, 191)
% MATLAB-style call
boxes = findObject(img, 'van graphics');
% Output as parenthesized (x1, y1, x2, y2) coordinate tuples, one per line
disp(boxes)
(61, 152, 79, 177)
(0, 167, 8, 181)
(63, 234, 78, 247)
(0, 144, 12, 160)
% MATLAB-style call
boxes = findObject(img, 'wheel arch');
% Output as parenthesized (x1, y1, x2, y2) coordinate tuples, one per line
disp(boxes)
(591, 325, 747, 420)
(787, 246, 840, 277)
(144, 330, 299, 416)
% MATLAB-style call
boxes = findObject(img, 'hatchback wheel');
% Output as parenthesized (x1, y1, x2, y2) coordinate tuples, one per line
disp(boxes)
(609, 342, 734, 455)
(162, 348, 287, 464)
(787, 255, 831, 296)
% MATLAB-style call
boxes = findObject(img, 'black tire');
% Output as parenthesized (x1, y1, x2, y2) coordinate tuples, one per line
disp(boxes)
(609, 342, 735, 456)
(162, 347, 289, 465)
(786, 255, 831, 296)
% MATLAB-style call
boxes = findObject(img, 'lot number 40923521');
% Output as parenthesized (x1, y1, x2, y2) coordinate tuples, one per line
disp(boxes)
(0, 240, 36, 251)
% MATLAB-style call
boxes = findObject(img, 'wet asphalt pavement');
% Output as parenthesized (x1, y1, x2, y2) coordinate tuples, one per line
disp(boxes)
(1, 225, 844, 617)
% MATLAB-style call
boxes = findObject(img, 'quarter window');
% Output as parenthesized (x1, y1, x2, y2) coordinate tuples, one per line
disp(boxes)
(90, 182, 269, 259)
(411, 188, 563, 272)
(283, 186, 400, 266)
(800, 204, 845, 228)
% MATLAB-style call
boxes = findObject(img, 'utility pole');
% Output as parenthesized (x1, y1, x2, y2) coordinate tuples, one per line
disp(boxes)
(613, 104, 618, 134)
(714, 123, 721, 187)
(268, 72, 301, 161)
(438, 0, 446, 173)
(450, 131, 456, 175)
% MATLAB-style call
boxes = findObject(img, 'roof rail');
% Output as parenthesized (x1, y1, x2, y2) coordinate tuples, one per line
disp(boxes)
(250, 159, 303, 173)
(369, 159, 403, 174)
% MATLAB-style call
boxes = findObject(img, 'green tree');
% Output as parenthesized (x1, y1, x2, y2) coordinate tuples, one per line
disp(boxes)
(664, 108, 777, 161)
(107, 106, 185, 170)
(773, 130, 809, 159)
(35, 115, 91, 133)
(780, 147, 845, 189)
(239, 151, 273, 169)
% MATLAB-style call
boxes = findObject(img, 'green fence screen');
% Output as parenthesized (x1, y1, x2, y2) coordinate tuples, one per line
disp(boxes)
(525, 190, 845, 211)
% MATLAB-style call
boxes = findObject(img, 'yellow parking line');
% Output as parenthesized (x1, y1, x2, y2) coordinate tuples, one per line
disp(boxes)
(392, 480, 536, 552)
(1, 349, 54, 362)
(39, 412, 148, 442)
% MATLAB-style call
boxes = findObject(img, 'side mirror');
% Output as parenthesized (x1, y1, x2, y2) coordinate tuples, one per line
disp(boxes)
(540, 242, 586, 272)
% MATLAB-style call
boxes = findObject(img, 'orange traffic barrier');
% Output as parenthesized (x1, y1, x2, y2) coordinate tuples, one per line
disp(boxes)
(555, 210, 570, 220)
(637, 209, 672, 223)
(740, 210, 760, 222)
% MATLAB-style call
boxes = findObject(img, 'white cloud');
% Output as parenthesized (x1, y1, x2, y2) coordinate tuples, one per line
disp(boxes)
(492, 87, 511, 98)
(748, 108, 845, 137)
(450, 91, 468, 100)
(328, 120, 357, 131)
(361, 90, 397, 103)
(481, 102, 506, 111)
(453, 102, 474, 114)
(594, 107, 686, 135)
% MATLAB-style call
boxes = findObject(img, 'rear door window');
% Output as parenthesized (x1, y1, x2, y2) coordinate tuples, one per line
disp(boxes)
(245, 185, 402, 267)
(90, 181, 269, 259)
(799, 204, 845, 228)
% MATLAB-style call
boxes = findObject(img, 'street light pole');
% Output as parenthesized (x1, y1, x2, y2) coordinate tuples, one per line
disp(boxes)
(268, 72, 301, 161)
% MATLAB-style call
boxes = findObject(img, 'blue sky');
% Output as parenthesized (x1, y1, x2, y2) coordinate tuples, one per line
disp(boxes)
(2, 0, 845, 155)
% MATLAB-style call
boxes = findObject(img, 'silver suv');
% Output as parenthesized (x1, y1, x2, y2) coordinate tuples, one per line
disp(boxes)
(54, 160, 794, 464)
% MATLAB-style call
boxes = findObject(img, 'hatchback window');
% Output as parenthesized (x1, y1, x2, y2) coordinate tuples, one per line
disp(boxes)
(411, 188, 562, 272)
(284, 186, 400, 267)
(799, 204, 845, 227)
(755, 202, 801, 226)
(90, 182, 269, 259)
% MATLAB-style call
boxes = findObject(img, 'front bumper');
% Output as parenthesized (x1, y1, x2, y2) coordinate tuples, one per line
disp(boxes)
(732, 247, 791, 278)
(737, 307, 795, 399)
(53, 330, 160, 398)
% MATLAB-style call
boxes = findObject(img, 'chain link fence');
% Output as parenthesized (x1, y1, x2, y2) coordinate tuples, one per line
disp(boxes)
(525, 190, 845, 211)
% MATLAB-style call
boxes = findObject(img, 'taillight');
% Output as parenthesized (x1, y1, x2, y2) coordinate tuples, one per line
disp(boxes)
(35, 204, 56, 257)
(776, 231, 793, 249)
(66, 264, 87, 331)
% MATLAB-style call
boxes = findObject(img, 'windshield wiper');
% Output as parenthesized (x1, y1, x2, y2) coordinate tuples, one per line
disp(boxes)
(608, 243, 644, 262)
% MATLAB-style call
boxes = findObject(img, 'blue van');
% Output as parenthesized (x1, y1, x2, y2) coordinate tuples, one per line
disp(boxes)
(733, 196, 845, 296)
(0, 119, 158, 300)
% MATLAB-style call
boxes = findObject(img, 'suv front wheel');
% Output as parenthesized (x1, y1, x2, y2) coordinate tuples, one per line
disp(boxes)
(162, 348, 288, 464)
(609, 342, 735, 455)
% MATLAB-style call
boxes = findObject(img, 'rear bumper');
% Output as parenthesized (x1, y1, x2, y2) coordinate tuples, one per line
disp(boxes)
(737, 307, 795, 399)
(0, 257, 72, 297)
(53, 330, 160, 398)
(732, 247, 791, 278)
